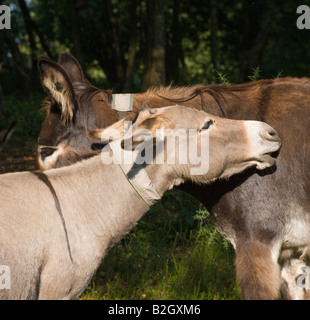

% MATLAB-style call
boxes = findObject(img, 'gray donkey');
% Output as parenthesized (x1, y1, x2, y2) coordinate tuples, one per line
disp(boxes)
(0, 105, 280, 299)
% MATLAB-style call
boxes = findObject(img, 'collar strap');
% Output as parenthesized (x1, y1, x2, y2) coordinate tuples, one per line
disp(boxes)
(112, 94, 134, 120)
(109, 140, 161, 207)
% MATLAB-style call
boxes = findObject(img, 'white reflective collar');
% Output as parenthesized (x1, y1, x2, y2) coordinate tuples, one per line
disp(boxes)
(109, 140, 161, 207)
(112, 94, 134, 112)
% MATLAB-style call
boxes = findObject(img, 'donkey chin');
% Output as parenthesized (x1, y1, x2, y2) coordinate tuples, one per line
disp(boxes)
(244, 120, 281, 171)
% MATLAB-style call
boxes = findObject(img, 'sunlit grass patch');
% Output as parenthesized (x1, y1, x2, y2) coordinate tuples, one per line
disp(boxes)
(80, 191, 240, 300)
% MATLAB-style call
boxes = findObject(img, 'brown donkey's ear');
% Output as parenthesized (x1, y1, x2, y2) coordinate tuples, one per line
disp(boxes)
(58, 52, 85, 83)
(39, 57, 76, 125)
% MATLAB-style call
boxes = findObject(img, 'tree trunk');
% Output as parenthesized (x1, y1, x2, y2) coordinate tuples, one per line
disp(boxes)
(95, 0, 125, 90)
(210, 0, 220, 71)
(18, 0, 54, 60)
(3, 29, 31, 95)
(67, 0, 84, 68)
(166, 0, 186, 84)
(141, 0, 166, 91)
(0, 39, 3, 115)
(124, 0, 138, 92)
(238, 2, 275, 82)
(0, 83, 2, 116)
(18, 0, 37, 85)
(106, 0, 125, 89)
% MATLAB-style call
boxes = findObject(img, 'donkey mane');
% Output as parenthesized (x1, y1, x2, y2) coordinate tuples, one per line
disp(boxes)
(146, 77, 310, 99)
(142, 77, 310, 121)
(72, 82, 112, 104)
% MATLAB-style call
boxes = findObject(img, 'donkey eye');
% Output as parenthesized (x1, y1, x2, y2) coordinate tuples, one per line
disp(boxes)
(91, 143, 107, 150)
(201, 119, 214, 131)
(40, 147, 57, 160)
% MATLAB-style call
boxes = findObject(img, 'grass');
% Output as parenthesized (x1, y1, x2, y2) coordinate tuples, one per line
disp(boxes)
(79, 191, 240, 300)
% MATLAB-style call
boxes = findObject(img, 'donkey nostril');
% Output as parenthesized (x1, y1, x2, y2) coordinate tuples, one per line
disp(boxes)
(268, 130, 277, 136)
(261, 128, 281, 143)
(268, 128, 281, 139)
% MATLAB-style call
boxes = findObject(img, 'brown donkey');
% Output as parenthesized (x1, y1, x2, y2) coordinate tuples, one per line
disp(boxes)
(0, 105, 280, 299)
(36, 53, 305, 299)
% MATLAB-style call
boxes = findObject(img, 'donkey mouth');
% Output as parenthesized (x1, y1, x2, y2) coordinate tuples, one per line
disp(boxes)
(255, 153, 277, 170)
(256, 136, 282, 169)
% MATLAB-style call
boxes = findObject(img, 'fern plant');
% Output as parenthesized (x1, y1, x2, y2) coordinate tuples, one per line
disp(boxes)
(248, 66, 262, 81)
(216, 71, 231, 85)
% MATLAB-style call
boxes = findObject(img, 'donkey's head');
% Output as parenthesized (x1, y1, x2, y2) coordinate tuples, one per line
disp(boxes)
(36, 53, 117, 170)
(90, 105, 281, 185)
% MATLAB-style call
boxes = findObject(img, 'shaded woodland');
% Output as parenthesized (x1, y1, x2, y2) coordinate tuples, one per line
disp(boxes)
(1, 1, 310, 105)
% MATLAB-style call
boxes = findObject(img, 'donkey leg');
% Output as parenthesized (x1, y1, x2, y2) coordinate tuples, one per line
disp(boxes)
(235, 241, 281, 300)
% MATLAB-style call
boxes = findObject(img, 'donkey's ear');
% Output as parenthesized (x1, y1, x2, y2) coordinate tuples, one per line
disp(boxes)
(39, 57, 76, 124)
(58, 52, 85, 83)
(138, 103, 156, 115)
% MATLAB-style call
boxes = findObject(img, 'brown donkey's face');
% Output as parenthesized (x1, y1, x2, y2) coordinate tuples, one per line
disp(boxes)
(36, 53, 115, 170)
(90, 105, 281, 182)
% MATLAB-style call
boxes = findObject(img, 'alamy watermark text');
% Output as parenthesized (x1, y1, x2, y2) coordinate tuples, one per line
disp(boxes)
(0, 5, 10, 30)
(100, 121, 210, 176)
(0, 265, 11, 290)
(297, 5, 310, 29)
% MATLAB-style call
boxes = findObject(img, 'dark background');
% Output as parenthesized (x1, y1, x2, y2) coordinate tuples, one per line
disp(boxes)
(1, 0, 310, 99)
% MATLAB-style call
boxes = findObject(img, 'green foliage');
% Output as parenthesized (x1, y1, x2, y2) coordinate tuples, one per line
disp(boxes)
(0, 94, 45, 146)
(2, 0, 310, 94)
(248, 66, 262, 82)
(194, 206, 230, 249)
(216, 71, 231, 85)
(181, 31, 217, 85)
(273, 70, 284, 79)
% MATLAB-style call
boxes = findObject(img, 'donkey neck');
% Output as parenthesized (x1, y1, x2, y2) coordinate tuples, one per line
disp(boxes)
(42, 154, 178, 250)
(143, 162, 183, 197)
